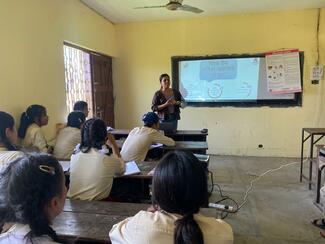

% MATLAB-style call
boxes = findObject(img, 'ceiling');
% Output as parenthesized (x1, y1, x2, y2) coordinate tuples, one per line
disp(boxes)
(80, 0, 325, 24)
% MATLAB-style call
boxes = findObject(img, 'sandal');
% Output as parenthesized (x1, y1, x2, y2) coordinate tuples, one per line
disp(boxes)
(311, 218, 325, 230)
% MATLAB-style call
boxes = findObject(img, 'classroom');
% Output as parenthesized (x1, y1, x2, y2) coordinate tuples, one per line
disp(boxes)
(0, 0, 325, 243)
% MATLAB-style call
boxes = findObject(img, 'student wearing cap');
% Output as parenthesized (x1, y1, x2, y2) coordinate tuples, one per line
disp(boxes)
(120, 112, 175, 162)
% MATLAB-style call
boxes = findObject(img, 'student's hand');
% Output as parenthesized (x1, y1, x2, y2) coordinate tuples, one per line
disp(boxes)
(106, 133, 116, 147)
(147, 206, 157, 213)
(106, 133, 121, 158)
(47, 146, 54, 154)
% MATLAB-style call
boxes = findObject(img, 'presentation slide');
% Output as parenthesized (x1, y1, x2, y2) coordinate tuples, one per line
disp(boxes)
(179, 57, 294, 102)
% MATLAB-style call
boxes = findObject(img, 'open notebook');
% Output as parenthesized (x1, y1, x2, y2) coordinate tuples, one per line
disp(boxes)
(123, 161, 141, 176)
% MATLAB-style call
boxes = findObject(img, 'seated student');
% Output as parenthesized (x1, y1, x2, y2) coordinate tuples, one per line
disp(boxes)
(53, 111, 85, 160)
(18, 104, 51, 153)
(0, 111, 24, 168)
(120, 112, 175, 162)
(0, 153, 67, 243)
(68, 118, 124, 201)
(73, 100, 89, 118)
(311, 185, 325, 238)
(110, 150, 233, 244)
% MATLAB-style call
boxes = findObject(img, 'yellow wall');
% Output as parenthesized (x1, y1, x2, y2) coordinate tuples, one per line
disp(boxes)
(0, 0, 116, 139)
(0, 2, 324, 157)
(114, 9, 325, 156)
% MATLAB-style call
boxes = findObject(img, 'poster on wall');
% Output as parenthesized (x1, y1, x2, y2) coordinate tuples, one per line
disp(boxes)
(265, 49, 301, 94)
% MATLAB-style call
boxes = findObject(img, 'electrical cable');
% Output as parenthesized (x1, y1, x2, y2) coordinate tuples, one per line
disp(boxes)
(209, 157, 310, 218)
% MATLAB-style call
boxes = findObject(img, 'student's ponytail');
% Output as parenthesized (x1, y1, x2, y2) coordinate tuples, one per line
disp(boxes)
(174, 213, 204, 244)
(18, 112, 30, 139)
(152, 151, 209, 244)
(18, 105, 46, 139)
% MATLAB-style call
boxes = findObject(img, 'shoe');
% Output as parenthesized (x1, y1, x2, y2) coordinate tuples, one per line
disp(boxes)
(311, 218, 325, 230)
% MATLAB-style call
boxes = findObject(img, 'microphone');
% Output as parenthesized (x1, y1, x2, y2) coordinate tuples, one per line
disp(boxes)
(209, 203, 234, 211)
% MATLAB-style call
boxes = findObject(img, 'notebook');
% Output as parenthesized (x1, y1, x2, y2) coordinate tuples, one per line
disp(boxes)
(123, 161, 141, 176)
(59, 161, 70, 172)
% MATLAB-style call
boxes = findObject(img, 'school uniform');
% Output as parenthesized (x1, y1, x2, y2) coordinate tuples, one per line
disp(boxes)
(120, 126, 175, 162)
(21, 123, 48, 153)
(109, 210, 233, 244)
(53, 127, 81, 159)
(0, 147, 24, 170)
(0, 223, 59, 244)
(67, 148, 125, 201)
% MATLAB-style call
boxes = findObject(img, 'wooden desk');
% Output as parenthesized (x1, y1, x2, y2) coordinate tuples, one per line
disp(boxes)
(163, 141, 208, 154)
(116, 140, 208, 155)
(54, 199, 217, 243)
(300, 128, 325, 189)
(110, 129, 208, 141)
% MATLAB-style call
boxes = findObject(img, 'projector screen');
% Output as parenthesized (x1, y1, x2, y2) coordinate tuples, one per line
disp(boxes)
(172, 54, 303, 107)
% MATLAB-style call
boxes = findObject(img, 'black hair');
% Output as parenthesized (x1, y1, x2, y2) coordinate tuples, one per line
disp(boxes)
(80, 118, 107, 153)
(73, 101, 88, 112)
(0, 153, 65, 242)
(159, 73, 170, 82)
(0, 111, 17, 151)
(18, 105, 46, 139)
(152, 150, 208, 244)
(67, 111, 86, 129)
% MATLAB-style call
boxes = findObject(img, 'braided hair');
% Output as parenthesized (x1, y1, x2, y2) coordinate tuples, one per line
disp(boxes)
(18, 105, 46, 139)
(0, 153, 65, 243)
(0, 111, 17, 151)
(80, 118, 108, 153)
(152, 151, 208, 244)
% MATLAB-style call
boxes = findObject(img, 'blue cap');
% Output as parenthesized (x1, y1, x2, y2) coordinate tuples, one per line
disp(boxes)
(142, 112, 159, 126)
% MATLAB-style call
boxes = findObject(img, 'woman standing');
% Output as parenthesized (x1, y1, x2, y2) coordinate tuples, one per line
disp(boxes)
(151, 73, 184, 130)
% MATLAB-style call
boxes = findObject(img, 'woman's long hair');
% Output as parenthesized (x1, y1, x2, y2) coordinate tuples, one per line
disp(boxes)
(0, 153, 65, 242)
(80, 118, 107, 153)
(18, 105, 46, 139)
(152, 150, 208, 244)
(0, 111, 17, 151)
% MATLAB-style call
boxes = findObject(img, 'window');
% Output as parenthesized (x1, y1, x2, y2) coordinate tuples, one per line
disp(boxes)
(63, 44, 93, 117)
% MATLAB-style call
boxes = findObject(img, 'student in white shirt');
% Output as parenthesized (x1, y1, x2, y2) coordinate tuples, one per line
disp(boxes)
(53, 111, 85, 160)
(110, 150, 233, 244)
(68, 118, 125, 201)
(18, 105, 51, 153)
(0, 111, 24, 168)
(121, 112, 175, 162)
(0, 153, 67, 244)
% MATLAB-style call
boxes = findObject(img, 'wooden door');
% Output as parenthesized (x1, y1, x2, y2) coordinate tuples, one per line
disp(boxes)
(90, 53, 115, 127)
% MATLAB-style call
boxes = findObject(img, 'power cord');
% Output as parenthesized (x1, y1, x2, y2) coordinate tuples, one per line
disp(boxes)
(208, 157, 309, 218)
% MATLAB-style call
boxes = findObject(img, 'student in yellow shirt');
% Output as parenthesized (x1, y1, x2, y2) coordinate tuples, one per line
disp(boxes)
(0, 154, 67, 243)
(0, 111, 24, 168)
(18, 104, 51, 153)
(110, 150, 233, 244)
(68, 118, 124, 201)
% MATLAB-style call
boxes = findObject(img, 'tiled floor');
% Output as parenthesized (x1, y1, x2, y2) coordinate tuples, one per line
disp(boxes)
(208, 155, 324, 243)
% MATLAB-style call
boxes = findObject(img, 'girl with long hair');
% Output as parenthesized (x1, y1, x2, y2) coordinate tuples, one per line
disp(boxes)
(110, 150, 233, 244)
